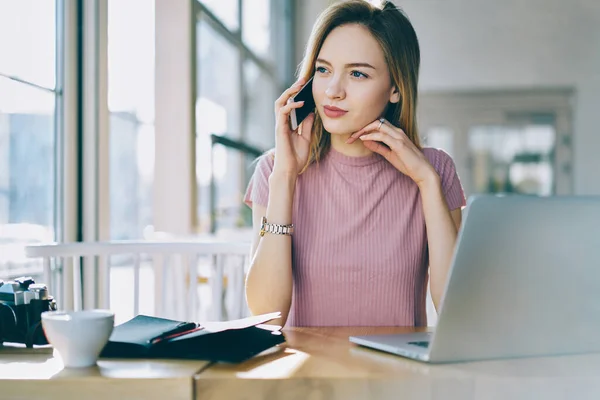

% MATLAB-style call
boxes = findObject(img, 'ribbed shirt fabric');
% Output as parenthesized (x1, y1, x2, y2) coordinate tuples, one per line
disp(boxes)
(244, 147, 466, 327)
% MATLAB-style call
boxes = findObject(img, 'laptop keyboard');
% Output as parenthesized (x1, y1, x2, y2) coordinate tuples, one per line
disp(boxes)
(408, 341, 430, 348)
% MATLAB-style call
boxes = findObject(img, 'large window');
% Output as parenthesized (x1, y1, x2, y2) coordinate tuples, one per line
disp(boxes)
(0, 0, 58, 278)
(107, 0, 155, 321)
(420, 91, 573, 197)
(195, 0, 290, 233)
(107, 0, 155, 241)
(468, 122, 556, 196)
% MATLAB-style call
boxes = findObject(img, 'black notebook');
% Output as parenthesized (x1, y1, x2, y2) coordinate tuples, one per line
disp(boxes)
(100, 312, 285, 363)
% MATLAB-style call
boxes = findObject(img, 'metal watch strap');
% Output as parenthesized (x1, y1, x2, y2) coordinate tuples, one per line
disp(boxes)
(260, 216, 294, 237)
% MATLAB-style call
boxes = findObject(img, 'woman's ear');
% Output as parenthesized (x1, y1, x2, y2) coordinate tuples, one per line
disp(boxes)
(389, 86, 400, 104)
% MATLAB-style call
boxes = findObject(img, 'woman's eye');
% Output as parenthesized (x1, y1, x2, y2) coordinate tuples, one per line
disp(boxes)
(351, 70, 368, 79)
(315, 66, 327, 74)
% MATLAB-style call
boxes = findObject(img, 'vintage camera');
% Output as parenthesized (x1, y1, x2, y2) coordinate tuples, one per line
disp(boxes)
(0, 276, 57, 347)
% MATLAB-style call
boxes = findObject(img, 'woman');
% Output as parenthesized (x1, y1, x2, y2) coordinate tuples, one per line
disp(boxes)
(244, 0, 466, 327)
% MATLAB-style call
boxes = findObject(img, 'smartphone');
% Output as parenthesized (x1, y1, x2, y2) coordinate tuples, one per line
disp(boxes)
(289, 77, 316, 131)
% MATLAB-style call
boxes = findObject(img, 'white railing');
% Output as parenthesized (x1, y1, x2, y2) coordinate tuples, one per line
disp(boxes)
(25, 239, 251, 322)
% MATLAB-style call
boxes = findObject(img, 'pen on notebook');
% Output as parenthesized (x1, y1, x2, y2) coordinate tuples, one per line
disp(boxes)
(150, 325, 204, 345)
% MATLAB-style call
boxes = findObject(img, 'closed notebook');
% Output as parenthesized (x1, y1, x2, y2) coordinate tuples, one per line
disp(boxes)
(100, 312, 285, 363)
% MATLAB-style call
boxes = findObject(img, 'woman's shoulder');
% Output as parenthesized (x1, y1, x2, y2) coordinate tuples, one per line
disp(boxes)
(421, 147, 456, 174)
(421, 147, 466, 207)
(253, 149, 276, 174)
(244, 149, 276, 208)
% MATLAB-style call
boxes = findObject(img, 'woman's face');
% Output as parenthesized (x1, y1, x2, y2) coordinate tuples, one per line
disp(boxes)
(312, 24, 399, 137)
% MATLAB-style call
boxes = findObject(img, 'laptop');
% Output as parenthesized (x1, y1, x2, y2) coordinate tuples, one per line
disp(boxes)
(350, 195, 600, 363)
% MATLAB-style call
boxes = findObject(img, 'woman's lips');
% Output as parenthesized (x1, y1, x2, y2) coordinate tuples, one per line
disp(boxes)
(323, 105, 348, 118)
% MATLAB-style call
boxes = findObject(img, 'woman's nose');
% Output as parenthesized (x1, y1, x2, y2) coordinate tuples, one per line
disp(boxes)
(325, 77, 345, 100)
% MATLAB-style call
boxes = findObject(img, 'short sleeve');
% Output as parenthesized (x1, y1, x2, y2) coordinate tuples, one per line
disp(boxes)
(423, 148, 467, 210)
(244, 152, 275, 208)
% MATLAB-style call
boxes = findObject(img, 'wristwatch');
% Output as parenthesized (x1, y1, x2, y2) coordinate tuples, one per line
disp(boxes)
(260, 216, 294, 237)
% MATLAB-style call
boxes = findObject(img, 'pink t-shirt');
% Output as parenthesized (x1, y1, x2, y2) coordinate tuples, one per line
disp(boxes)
(244, 147, 466, 327)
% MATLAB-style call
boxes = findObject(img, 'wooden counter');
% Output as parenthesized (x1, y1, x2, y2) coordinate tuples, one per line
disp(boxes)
(0, 344, 210, 400)
(194, 327, 600, 400)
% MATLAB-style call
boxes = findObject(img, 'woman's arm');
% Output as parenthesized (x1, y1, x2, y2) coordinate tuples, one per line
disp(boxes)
(418, 176, 462, 312)
(245, 77, 316, 326)
(245, 171, 297, 326)
(347, 120, 464, 313)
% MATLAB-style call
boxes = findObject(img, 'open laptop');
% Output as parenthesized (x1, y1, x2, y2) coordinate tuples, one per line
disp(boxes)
(350, 195, 600, 363)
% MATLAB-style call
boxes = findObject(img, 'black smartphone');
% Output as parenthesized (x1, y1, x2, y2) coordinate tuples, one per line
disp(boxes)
(289, 77, 316, 130)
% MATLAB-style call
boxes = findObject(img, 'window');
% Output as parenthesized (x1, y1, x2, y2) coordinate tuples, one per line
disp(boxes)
(469, 123, 555, 196)
(243, 59, 276, 149)
(0, 0, 56, 89)
(419, 90, 573, 196)
(195, 0, 289, 233)
(107, 0, 156, 322)
(108, 0, 155, 240)
(196, 17, 242, 233)
(201, 0, 239, 31)
(242, 0, 272, 59)
(0, 0, 58, 278)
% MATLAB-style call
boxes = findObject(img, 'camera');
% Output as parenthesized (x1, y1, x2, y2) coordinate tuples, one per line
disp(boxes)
(0, 276, 57, 347)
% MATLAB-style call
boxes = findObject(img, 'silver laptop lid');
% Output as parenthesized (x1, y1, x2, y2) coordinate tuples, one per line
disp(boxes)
(429, 195, 600, 363)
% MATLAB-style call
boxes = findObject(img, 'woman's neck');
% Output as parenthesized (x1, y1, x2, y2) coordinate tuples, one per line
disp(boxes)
(329, 132, 373, 158)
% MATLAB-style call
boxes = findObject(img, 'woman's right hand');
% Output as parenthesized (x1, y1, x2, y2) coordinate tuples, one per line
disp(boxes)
(273, 78, 315, 177)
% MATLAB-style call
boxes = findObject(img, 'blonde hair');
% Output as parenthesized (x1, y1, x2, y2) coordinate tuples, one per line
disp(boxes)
(297, 0, 421, 173)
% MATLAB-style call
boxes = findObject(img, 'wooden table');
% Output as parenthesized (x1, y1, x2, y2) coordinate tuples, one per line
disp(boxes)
(0, 344, 210, 400)
(194, 327, 600, 400)
(4, 327, 600, 400)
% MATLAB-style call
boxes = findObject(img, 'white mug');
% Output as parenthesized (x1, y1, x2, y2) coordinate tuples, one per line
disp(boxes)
(41, 310, 115, 368)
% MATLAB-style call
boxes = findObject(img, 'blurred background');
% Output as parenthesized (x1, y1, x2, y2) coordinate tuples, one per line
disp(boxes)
(0, 0, 598, 322)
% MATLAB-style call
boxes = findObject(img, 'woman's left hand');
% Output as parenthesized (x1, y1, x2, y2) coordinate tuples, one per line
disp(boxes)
(347, 118, 438, 187)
